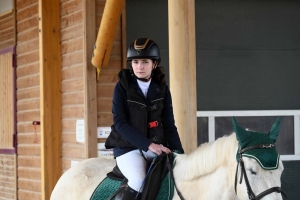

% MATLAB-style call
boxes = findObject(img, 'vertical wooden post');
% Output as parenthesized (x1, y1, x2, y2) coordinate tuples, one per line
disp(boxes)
(121, 0, 127, 69)
(168, 0, 197, 153)
(83, 0, 97, 158)
(38, 0, 62, 199)
(91, 0, 125, 69)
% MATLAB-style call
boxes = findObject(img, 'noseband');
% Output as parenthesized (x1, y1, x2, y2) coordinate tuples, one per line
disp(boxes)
(234, 144, 288, 200)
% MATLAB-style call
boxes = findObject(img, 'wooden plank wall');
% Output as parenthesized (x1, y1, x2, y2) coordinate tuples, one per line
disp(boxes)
(96, 0, 123, 141)
(0, 11, 15, 49)
(0, 8, 17, 200)
(0, 154, 16, 200)
(60, 0, 86, 171)
(60, 0, 124, 171)
(0, 0, 124, 199)
(15, 0, 41, 199)
(60, 0, 124, 169)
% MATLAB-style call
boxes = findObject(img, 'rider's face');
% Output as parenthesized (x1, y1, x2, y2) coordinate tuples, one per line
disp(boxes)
(131, 59, 156, 79)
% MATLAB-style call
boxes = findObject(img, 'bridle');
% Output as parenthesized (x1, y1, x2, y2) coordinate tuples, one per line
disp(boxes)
(234, 144, 288, 200)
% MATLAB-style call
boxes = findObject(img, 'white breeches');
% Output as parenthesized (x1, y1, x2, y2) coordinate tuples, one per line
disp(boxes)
(116, 149, 156, 192)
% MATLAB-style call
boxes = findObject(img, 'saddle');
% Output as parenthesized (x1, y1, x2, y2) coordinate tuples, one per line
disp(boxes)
(107, 153, 174, 200)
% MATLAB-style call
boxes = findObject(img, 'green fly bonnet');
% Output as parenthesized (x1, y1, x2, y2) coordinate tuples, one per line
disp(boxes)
(233, 117, 280, 170)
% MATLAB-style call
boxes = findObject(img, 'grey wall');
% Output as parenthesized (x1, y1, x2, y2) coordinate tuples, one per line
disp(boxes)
(126, 0, 169, 82)
(127, 1, 300, 198)
(127, 0, 300, 111)
(281, 161, 300, 198)
(196, 0, 300, 111)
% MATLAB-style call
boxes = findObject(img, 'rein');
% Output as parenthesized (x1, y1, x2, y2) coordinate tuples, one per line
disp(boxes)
(166, 154, 185, 200)
(234, 144, 288, 200)
(140, 151, 185, 200)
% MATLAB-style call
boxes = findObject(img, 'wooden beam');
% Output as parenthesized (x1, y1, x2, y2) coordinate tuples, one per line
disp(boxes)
(13, 1, 16, 45)
(83, 0, 97, 158)
(91, 0, 125, 69)
(168, 0, 197, 153)
(0, 9, 13, 18)
(121, 0, 127, 69)
(38, 0, 62, 199)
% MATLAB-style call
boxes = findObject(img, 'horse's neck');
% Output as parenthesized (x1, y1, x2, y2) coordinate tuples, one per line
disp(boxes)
(174, 133, 238, 181)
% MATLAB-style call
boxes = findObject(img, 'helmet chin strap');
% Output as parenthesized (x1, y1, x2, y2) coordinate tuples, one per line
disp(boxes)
(136, 76, 151, 82)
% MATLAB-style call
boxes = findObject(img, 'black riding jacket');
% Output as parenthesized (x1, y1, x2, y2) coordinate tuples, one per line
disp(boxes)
(108, 69, 184, 157)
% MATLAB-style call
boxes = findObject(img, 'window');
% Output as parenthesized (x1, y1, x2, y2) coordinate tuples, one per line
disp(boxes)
(0, 47, 16, 154)
(0, 0, 13, 15)
(197, 110, 300, 161)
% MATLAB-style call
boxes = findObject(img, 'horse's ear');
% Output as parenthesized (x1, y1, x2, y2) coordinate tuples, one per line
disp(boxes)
(268, 117, 280, 142)
(232, 117, 251, 143)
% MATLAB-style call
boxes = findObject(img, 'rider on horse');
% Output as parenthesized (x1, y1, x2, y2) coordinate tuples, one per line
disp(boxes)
(105, 38, 184, 199)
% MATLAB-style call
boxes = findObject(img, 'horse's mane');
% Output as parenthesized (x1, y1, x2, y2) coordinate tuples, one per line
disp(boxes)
(174, 133, 238, 181)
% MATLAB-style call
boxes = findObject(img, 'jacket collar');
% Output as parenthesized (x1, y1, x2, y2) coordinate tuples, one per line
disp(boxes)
(147, 80, 161, 102)
(131, 77, 161, 102)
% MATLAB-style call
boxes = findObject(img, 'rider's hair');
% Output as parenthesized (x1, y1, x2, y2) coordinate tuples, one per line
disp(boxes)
(152, 66, 165, 84)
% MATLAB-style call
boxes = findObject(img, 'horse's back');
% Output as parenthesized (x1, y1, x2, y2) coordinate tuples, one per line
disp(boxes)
(50, 157, 116, 200)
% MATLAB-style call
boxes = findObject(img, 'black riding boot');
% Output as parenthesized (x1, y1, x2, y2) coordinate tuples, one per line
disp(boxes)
(115, 186, 140, 200)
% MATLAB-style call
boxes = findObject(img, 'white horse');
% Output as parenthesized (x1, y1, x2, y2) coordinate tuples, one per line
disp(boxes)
(51, 118, 285, 200)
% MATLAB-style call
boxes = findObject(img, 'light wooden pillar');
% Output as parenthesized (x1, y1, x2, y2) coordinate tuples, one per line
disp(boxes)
(91, 0, 125, 69)
(168, 0, 197, 153)
(83, 0, 97, 158)
(38, 0, 62, 199)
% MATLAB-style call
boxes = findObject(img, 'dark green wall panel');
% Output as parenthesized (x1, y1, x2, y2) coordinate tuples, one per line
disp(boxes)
(197, 50, 300, 110)
(195, 0, 300, 110)
(282, 161, 300, 198)
(127, 0, 300, 111)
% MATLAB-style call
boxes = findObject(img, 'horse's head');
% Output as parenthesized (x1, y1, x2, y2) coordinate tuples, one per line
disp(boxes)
(233, 117, 285, 200)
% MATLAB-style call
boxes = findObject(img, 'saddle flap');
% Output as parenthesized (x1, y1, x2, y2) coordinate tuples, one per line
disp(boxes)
(107, 165, 125, 181)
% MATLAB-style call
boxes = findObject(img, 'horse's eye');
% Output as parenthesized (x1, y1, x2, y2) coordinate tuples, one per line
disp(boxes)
(248, 169, 257, 175)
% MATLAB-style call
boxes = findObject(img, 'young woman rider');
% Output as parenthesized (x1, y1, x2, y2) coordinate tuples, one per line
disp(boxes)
(105, 38, 184, 200)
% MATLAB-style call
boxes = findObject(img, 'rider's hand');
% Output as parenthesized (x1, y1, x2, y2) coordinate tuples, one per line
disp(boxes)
(148, 143, 171, 155)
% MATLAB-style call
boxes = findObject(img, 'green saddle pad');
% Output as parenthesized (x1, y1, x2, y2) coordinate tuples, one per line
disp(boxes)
(90, 171, 175, 200)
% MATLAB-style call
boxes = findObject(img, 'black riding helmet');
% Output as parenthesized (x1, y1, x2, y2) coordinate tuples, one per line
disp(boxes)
(127, 38, 161, 65)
